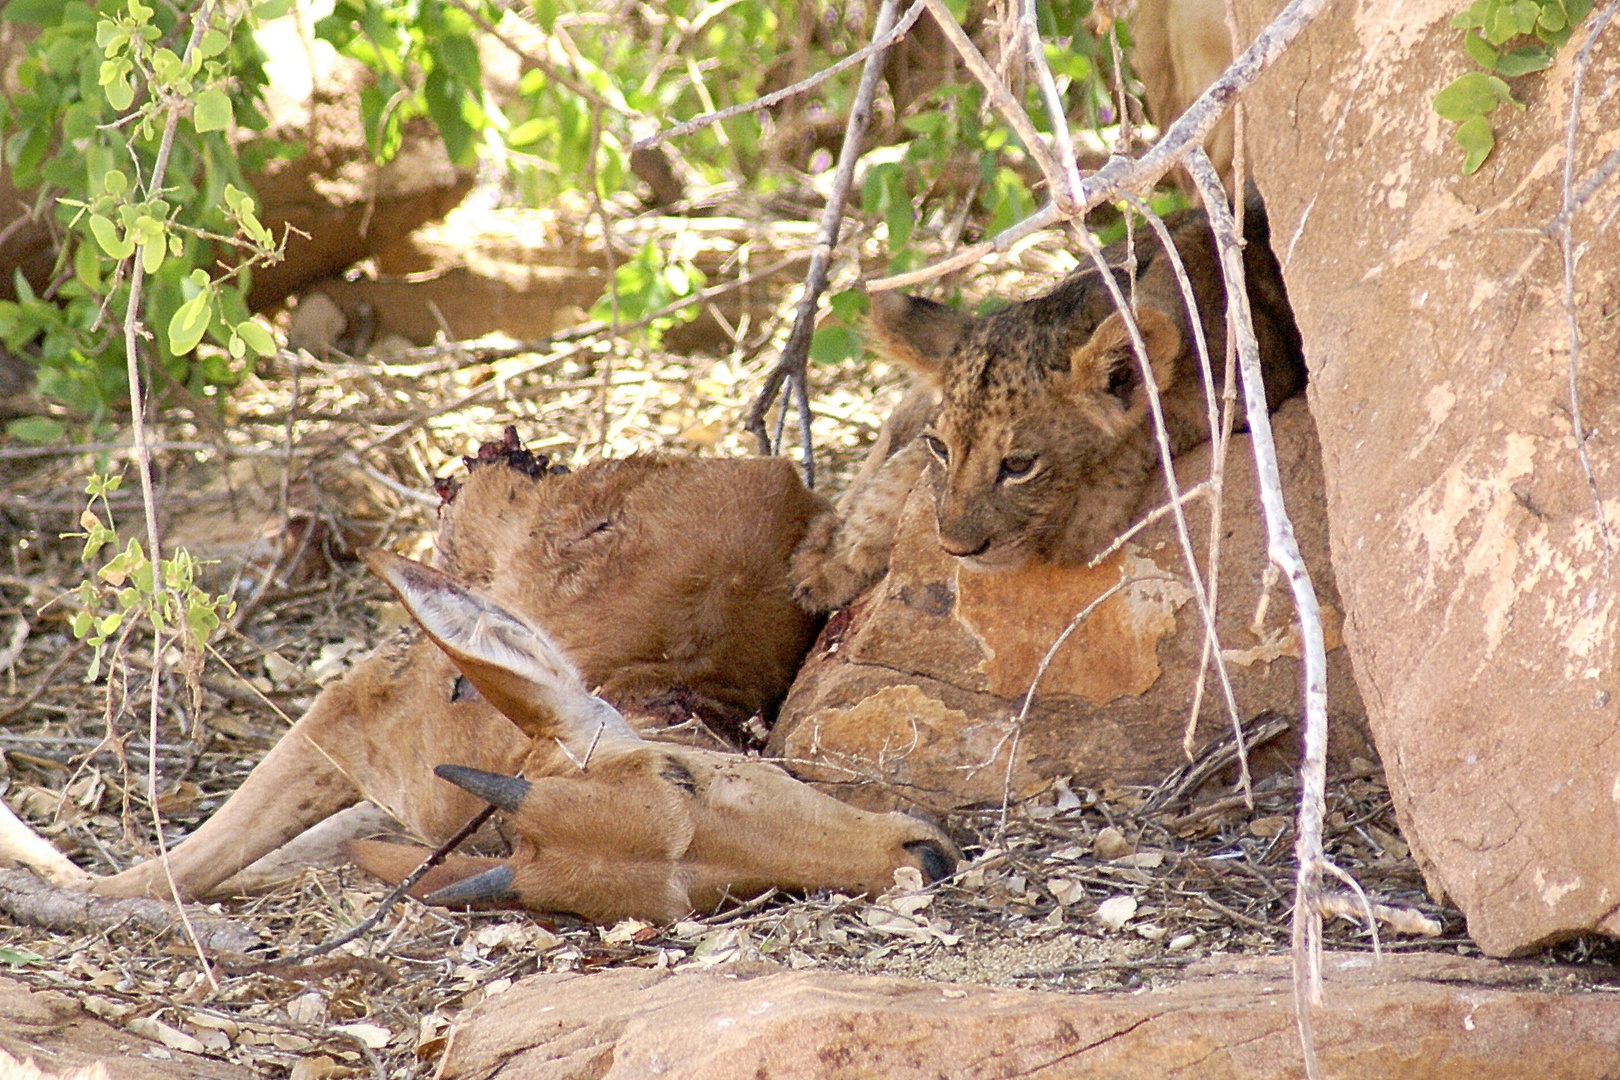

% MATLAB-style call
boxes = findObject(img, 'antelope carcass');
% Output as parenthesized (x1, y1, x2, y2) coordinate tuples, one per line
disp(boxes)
(89, 436, 956, 922)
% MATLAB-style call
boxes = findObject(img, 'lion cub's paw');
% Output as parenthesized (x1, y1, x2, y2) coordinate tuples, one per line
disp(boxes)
(790, 514, 877, 613)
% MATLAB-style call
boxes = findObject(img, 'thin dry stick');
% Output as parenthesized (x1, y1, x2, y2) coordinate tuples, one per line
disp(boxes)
(1016, 0, 1084, 212)
(1555, 0, 1618, 567)
(915, 0, 1067, 196)
(1124, 197, 1233, 761)
(1071, 227, 1251, 799)
(744, 0, 904, 485)
(631, 1, 928, 152)
(1084, 480, 1211, 569)
(275, 804, 498, 965)
(448, 0, 641, 121)
(119, 1, 222, 994)
(866, 0, 1334, 293)
(1185, 148, 1331, 1080)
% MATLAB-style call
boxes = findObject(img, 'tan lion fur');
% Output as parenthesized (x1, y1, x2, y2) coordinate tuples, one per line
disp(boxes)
(792, 202, 1305, 612)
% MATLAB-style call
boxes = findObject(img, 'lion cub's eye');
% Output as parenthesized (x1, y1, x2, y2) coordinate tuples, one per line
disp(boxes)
(923, 435, 950, 465)
(999, 455, 1036, 481)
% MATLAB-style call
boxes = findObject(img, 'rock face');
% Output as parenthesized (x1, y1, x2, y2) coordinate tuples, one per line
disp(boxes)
(437, 954, 1620, 1080)
(769, 399, 1369, 811)
(1231, 2, 1620, 955)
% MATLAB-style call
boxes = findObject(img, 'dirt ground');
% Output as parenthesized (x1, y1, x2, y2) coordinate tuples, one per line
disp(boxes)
(1, 190, 1617, 1078)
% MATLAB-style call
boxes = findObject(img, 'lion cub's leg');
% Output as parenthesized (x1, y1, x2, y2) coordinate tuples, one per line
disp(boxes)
(792, 438, 929, 613)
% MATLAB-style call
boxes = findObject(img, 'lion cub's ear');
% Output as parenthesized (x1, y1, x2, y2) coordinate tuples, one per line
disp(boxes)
(1070, 307, 1182, 410)
(866, 292, 972, 381)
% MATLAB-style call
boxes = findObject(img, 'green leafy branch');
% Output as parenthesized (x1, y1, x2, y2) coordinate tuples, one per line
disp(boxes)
(1436, 0, 1593, 173)
(0, 0, 283, 435)
(62, 474, 235, 685)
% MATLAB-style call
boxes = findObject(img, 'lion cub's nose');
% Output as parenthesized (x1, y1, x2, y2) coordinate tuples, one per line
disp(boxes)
(938, 531, 991, 558)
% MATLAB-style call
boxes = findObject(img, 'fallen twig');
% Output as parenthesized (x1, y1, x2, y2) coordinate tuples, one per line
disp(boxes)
(0, 868, 260, 954)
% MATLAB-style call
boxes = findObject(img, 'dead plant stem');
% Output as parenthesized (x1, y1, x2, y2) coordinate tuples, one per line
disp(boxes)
(1556, 0, 1618, 567)
(119, 0, 221, 995)
(867, 0, 1333, 293)
(1185, 148, 1332, 1080)
(744, 0, 903, 485)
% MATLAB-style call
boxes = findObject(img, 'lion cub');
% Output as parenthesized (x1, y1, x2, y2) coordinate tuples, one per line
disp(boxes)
(792, 202, 1306, 612)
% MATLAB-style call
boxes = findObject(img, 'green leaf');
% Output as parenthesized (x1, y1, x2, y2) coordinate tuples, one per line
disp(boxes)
(235, 319, 275, 356)
(1487, 73, 1525, 108)
(5, 416, 64, 443)
(101, 65, 133, 111)
(0, 948, 44, 967)
(3, 0, 67, 25)
(809, 324, 861, 365)
(192, 87, 231, 132)
(88, 213, 133, 259)
(140, 238, 164, 275)
(827, 289, 867, 325)
(102, 167, 127, 196)
(167, 290, 212, 354)
(1538, 1, 1567, 31)
(1463, 31, 1500, 68)
(1566, 0, 1593, 21)
(256, 0, 295, 18)
(1450, 0, 1491, 28)
(1456, 115, 1495, 173)
(1494, 42, 1555, 74)
(1433, 72, 1507, 120)
(73, 241, 102, 291)
(198, 28, 229, 58)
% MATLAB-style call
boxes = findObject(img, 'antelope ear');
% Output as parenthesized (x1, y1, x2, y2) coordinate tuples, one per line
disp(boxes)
(362, 550, 642, 751)
(343, 839, 516, 905)
(867, 292, 971, 380)
(1070, 307, 1182, 407)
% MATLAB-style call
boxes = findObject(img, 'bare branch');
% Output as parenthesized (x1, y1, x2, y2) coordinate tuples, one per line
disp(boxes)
(915, 0, 1067, 196)
(1184, 148, 1333, 1080)
(1553, 0, 1619, 568)
(1017, 0, 1085, 212)
(867, 0, 1333, 293)
(743, 0, 905, 484)
(1070, 225, 1252, 798)
(631, 1, 928, 152)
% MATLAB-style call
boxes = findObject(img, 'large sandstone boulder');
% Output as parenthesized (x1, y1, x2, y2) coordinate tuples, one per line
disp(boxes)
(437, 955, 1620, 1080)
(769, 398, 1369, 811)
(1231, 2, 1620, 955)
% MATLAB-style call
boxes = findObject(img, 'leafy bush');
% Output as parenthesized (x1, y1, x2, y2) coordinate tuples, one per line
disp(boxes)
(0, 0, 1135, 430)
(0, 0, 285, 437)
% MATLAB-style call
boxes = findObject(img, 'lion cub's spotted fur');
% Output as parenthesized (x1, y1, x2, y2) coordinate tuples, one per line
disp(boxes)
(792, 201, 1306, 612)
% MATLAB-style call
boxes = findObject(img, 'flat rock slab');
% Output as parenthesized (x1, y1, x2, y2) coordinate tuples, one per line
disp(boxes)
(0, 977, 250, 1080)
(439, 952, 1620, 1080)
(770, 399, 1369, 811)
(1233, 1, 1620, 954)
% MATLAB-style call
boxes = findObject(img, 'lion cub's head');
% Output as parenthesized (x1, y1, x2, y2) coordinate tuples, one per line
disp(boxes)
(869, 279, 1183, 569)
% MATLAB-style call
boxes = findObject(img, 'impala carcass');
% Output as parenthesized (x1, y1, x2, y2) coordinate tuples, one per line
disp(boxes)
(90, 435, 956, 922)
